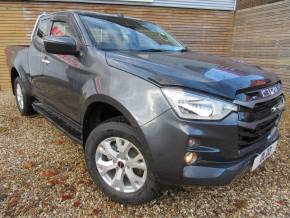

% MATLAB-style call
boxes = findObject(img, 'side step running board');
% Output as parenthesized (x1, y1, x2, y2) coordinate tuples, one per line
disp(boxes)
(32, 102, 82, 144)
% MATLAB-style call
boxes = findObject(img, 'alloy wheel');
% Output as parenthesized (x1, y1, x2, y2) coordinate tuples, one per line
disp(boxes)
(95, 137, 147, 193)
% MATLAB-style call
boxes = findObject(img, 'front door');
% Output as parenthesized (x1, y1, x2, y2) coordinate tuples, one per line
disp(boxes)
(29, 17, 51, 97)
(41, 17, 82, 123)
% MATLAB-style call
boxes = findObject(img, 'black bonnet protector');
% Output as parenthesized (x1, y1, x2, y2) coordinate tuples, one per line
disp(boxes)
(106, 51, 279, 100)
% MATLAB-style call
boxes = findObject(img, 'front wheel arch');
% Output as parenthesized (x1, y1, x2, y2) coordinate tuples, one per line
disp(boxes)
(81, 95, 146, 146)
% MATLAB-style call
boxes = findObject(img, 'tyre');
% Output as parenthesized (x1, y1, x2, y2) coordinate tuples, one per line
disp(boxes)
(85, 121, 160, 204)
(14, 77, 35, 116)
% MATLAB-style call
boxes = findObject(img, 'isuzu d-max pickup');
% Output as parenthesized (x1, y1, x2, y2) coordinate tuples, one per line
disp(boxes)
(6, 11, 285, 204)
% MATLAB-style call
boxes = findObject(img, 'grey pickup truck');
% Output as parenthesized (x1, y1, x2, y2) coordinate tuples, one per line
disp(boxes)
(6, 11, 285, 204)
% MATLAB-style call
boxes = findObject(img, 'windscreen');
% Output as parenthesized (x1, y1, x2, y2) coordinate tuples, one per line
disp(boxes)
(80, 15, 186, 52)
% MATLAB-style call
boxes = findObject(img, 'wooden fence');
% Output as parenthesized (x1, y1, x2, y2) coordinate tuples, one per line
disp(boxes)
(232, 0, 290, 93)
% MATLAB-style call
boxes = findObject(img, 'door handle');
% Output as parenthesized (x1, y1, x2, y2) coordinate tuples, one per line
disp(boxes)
(41, 57, 50, 64)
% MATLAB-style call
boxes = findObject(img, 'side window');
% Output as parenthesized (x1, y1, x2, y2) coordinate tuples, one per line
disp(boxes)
(36, 18, 50, 39)
(50, 21, 74, 37)
(91, 26, 110, 46)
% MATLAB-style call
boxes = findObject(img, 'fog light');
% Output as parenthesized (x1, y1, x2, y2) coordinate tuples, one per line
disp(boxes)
(184, 152, 198, 165)
(188, 138, 196, 147)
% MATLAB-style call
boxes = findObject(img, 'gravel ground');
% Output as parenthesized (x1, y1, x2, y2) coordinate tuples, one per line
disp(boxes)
(0, 90, 289, 217)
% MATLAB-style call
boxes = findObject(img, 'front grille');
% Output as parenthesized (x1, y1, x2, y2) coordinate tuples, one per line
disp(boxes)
(238, 115, 278, 148)
(238, 94, 283, 149)
(239, 95, 283, 122)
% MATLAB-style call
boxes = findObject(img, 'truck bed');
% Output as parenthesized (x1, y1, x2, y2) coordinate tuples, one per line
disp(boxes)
(5, 45, 30, 69)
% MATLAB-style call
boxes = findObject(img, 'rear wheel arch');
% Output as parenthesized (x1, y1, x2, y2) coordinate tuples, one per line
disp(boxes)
(10, 66, 32, 96)
(11, 67, 19, 95)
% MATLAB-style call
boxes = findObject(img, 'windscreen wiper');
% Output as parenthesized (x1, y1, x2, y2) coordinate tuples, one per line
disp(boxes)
(138, 49, 165, 52)
(139, 48, 188, 52)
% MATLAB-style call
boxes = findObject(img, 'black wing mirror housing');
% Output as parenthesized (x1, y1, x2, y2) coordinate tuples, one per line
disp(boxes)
(43, 36, 79, 55)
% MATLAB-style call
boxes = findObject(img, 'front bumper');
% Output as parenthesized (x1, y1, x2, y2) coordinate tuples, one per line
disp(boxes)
(141, 109, 280, 186)
(183, 157, 251, 186)
(182, 140, 279, 185)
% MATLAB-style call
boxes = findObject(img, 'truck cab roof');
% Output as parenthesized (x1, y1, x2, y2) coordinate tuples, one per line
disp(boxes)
(40, 10, 143, 23)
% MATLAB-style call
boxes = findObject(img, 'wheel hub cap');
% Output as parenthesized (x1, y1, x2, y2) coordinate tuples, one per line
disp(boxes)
(95, 137, 147, 193)
(117, 160, 125, 168)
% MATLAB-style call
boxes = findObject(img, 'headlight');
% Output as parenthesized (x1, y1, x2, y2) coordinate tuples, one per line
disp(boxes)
(162, 88, 237, 120)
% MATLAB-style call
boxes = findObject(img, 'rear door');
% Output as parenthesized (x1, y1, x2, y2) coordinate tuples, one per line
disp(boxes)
(41, 16, 83, 123)
(29, 17, 51, 97)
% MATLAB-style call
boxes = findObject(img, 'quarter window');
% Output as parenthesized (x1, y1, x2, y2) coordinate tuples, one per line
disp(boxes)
(36, 18, 50, 39)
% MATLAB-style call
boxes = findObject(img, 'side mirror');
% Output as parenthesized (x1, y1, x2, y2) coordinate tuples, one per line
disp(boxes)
(43, 36, 79, 55)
